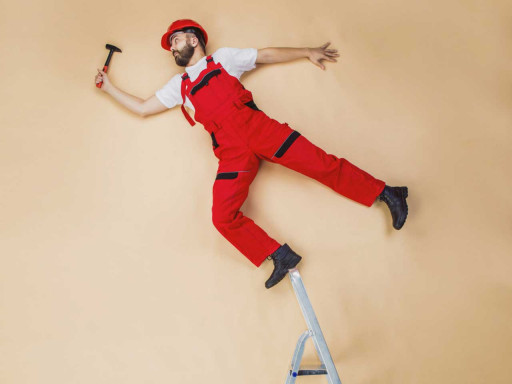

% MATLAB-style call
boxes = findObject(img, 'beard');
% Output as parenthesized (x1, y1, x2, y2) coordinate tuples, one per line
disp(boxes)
(174, 42, 195, 67)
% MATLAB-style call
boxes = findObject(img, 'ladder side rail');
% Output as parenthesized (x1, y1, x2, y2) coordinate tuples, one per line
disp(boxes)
(285, 331, 311, 384)
(288, 269, 342, 384)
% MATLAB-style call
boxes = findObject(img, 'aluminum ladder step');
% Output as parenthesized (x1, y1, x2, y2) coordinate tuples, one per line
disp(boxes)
(295, 365, 328, 376)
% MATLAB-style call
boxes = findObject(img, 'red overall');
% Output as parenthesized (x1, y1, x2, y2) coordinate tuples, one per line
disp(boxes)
(180, 56, 385, 267)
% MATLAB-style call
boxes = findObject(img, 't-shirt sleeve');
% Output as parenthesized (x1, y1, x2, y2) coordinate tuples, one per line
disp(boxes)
(215, 47, 258, 78)
(155, 74, 182, 109)
(229, 47, 258, 72)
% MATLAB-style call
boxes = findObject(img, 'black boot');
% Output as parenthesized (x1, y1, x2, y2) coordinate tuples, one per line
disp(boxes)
(378, 185, 409, 230)
(265, 244, 302, 289)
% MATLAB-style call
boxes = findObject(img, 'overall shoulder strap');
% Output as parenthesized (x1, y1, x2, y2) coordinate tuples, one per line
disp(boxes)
(206, 55, 219, 69)
(180, 73, 196, 126)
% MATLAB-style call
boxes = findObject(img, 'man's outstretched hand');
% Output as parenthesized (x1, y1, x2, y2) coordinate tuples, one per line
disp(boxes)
(308, 42, 339, 70)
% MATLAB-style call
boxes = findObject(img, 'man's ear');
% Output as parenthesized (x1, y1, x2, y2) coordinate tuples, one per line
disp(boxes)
(190, 35, 199, 48)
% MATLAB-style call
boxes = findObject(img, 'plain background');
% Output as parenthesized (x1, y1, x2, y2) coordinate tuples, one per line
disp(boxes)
(1, 0, 511, 383)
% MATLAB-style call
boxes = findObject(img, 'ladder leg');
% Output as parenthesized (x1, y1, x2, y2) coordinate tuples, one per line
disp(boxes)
(288, 268, 342, 384)
(285, 331, 311, 384)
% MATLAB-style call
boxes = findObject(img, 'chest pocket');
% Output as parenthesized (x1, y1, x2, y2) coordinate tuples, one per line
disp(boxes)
(190, 69, 222, 95)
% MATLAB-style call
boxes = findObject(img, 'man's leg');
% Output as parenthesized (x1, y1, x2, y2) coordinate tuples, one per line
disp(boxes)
(212, 156, 302, 288)
(245, 112, 407, 228)
(212, 155, 281, 267)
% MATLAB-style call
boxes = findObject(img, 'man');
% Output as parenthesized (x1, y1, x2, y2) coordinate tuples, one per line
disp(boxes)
(95, 19, 409, 289)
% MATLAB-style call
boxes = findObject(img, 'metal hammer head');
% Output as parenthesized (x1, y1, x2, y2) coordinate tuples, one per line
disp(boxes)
(103, 43, 122, 68)
(105, 44, 122, 53)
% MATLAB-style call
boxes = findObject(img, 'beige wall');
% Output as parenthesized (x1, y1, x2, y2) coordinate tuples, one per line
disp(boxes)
(1, 0, 512, 383)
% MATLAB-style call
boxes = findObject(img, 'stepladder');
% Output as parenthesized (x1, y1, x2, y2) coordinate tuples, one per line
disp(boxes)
(285, 268, 342, 384)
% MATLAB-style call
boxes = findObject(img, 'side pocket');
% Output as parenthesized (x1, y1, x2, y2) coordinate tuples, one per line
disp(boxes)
(216, 172, 239, 180)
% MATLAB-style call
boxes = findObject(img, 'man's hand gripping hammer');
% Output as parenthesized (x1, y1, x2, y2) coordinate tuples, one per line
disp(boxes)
(96, 44, 122, 88)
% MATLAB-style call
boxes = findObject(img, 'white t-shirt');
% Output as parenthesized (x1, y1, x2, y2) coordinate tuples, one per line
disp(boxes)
(155, 47, 258, 111)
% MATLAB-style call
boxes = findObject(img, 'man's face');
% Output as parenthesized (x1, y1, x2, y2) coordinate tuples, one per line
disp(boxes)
(170, 33, 195, 67)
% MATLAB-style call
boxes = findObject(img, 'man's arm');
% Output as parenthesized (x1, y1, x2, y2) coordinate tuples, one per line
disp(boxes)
(256, 43, 339, 70)
(95, 69, 168, 117)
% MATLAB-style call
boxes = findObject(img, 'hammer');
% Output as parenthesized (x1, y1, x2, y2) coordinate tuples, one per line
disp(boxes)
(96, 43, 122, 88)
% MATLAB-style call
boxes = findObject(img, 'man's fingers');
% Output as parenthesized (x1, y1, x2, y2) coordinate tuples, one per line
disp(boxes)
(320, 51, 339, 62)
(95, 68, 108, 86)
(313, 60, 325, 70)
(320, 42, 331, 49)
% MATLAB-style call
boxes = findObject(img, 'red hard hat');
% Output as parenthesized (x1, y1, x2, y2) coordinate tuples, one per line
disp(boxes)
(161, 19, 208, 51)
